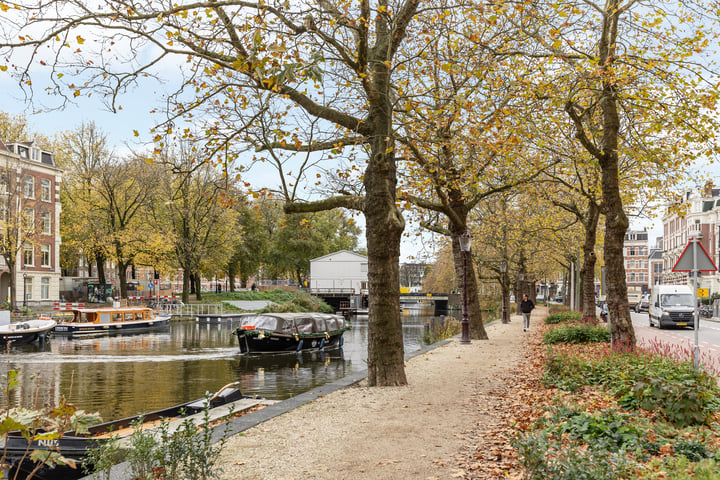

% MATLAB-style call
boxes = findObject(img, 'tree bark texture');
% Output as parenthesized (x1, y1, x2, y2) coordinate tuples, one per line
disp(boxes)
(598, 2, 636, 348)
(364, 132, 407, 386)
(580, 203, 601, 322)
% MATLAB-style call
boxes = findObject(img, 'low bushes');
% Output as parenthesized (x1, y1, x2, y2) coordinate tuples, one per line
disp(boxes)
(516, 338, 720, 480)
(543, 323, 610, 344)
(544, 311, 582, 324)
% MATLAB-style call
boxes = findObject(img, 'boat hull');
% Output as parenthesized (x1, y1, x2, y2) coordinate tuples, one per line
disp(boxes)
(1, 385, 247, 480)
(234, 329, 347, 354)
(0, 319, 56, 345)
(52, 316, 170, 336)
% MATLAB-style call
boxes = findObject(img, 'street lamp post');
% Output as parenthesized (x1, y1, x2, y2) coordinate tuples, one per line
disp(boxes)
(22, 272, 27, 309)
(500, 261, 508, 324)
(459, 232, 472, 344)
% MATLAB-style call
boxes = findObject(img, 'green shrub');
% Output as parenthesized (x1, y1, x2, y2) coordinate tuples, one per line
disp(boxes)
(638, 457, 720, 480)
(543, 349, 592, 392)
(543, 324, 610, 344)
(541, 347, 720, 427)
(513, 426, 634, 479)
(545, 311, 582, 324)
(618, 371, 720, 427)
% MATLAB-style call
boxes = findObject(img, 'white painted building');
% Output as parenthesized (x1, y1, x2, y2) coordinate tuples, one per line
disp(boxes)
(309, 250, 368, 294)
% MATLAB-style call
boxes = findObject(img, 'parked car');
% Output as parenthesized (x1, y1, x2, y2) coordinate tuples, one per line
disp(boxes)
(634, 298, 649, 313)
(599, 303, 608, 322)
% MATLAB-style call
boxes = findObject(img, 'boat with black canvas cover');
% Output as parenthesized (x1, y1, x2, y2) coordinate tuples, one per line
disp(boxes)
(232, 312, 350, 354)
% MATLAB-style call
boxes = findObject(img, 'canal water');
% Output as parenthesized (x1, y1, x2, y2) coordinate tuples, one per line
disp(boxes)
(0, 305, 435, 422)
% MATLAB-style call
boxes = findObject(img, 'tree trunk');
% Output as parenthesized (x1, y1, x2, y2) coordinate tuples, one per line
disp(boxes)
(117, 259, 128, 299)
(452, 237, 488, 340)
(598, 3, 636, 349)
(8, 263, 16, 311)
(364, 120, 407, 387)
(96, 254, 106, 284)
(182, 274, 190, 304)
(580, 203, 601, 322)
(194, 274, 202, 301)
(500, 277, 510, 324)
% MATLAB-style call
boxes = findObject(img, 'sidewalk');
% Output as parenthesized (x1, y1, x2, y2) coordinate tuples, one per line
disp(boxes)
(216, 315, 531, 480)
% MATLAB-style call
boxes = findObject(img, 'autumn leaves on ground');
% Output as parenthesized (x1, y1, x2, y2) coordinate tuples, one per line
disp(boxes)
(460, 307, 720, 480)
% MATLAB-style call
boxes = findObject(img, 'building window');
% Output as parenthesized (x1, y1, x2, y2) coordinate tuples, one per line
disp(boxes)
(41, 277, 49, 300)
(25, 276, 32, 300)
(0, 173, 7, 195)
(630, 273, 636, 282)
(41, 179, 51, 202)
(629, 247, 636, 256)
(41, 244, 51, 267)
(23, 242, 33, 266)
(0, 206, 7, 222)
(638, 273, 644, 282)
(23, 207, 34, 230)
(40, 211, 51, 235)
(23, 175, 34, 198)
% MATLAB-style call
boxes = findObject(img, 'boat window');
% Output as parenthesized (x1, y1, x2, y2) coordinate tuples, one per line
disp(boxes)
(240, 315, 279, 331)
(312, 316, 327, 332)
(125, 312, 134, 321)
(295, 317, 315, 334)
(99, 313, 112, 323)
(325, 316, 339, 331)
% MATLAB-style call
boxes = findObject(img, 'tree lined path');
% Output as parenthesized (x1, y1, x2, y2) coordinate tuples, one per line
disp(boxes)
(215, 316, 534, 480)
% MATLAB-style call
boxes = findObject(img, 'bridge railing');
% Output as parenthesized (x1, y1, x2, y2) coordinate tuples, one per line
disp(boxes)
(155, 303, 224, 317)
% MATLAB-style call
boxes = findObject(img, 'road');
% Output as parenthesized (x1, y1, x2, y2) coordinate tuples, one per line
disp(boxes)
(629, 310, 720, 374)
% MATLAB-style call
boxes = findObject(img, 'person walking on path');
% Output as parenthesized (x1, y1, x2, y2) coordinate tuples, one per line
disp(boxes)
(520, 293, 535, 332)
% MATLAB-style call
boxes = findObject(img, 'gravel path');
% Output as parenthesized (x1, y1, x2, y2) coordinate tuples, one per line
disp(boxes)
(217, 315, 530, 480)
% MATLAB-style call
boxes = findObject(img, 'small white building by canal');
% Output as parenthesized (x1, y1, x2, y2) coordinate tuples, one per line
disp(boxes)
(309, 250, 368, 294)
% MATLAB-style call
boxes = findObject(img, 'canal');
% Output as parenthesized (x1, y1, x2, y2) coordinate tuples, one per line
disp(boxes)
(0, 305, 436, 423)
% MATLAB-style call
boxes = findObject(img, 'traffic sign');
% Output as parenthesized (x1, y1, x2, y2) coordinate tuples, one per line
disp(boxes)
(698, 288, 709, 298)
(672, 238, 717, 272)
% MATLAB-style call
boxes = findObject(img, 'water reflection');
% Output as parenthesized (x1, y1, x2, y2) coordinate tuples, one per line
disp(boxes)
(0, 305, 435, 422)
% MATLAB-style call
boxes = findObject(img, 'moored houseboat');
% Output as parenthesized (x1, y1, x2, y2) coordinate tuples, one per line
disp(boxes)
(232, 312, 350, 354)
(52, 306, 170, 336)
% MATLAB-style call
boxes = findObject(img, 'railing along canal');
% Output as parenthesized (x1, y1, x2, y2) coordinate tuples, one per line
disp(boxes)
(155, 303, 224, 317)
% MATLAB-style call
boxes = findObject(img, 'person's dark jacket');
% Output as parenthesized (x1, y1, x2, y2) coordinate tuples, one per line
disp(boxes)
(520, 299, 535, 314)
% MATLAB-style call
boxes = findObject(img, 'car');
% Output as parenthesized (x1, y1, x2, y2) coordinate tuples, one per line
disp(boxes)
(635, 298, 649, 313)
(599, 303, 608, 322)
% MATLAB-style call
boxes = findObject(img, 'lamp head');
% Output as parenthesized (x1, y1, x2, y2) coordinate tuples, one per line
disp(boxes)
(459, 232, 472, 252)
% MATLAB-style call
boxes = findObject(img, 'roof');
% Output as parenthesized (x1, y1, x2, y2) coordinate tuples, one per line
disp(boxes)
(648, 249, 663, 260)
(310, 250, 368, 263)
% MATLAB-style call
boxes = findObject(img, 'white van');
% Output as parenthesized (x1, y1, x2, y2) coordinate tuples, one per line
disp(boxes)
(648, 284, 695, 329)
